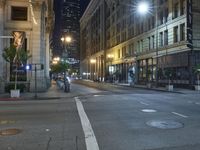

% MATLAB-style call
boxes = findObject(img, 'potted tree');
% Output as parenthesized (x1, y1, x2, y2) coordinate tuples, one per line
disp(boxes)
(164, 68, 174, 91)
(51, 61, 69, 91)
(194, 64, 200, 91)
(2, 44, 31, 97)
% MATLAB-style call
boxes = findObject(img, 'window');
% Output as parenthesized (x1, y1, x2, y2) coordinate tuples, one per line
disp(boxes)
(11, 6, 27, 21)
(148, 37, 151, 50)
(137, 41, 140, 53)
(164, 30, 168, 45)
(152, 35, 155, 49)
(173, 2, 179, 19)
(159, 10, 163, 25)
(180, 0, 186, 15)
(140, 40, 143, 52)
(164, 8, 168, 23)
(180, 23, 185, 41)
(173, 26, 178, 43)
(159, 32, 163, 47)
(122, 46, 126, 57)
(118, 49, 121, 58)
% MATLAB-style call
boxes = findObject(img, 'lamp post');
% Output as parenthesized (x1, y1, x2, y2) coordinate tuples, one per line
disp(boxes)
(137, 1, 158, 87)
(61, 36, 72, 57)
(61, 36, 72, 92)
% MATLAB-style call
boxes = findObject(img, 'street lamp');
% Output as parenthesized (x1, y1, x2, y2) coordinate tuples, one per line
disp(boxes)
(137, 1, 158, 87)
(137, 1, 149, 15)
(61, 35, 72, 57)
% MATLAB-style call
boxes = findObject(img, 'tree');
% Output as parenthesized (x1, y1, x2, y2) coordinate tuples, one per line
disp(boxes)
(2, 44, 31, 90)
(51, 61, 69, 74)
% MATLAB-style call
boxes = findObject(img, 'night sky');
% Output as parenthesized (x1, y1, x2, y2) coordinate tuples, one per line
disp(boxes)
(81, 0, 90, 15)
(52, 0, 90, 56)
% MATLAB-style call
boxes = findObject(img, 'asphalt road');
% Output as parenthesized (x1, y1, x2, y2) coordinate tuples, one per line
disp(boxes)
(0, 83, 200, 150)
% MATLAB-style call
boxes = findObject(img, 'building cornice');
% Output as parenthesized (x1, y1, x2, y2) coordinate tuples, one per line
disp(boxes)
(80, 0, 101, 27)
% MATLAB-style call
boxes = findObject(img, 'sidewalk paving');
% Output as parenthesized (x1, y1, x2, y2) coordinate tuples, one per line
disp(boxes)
(0, 81, 68, 101)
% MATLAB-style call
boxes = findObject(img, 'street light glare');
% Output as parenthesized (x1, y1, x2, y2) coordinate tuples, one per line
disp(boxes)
(65, 36, 72, 43)
(61, 37, 64, 42)
(137, 2, 149, 14)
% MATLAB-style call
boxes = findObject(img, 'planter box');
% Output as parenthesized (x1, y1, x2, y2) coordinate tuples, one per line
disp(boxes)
(195, 85, 200, 91)
(130, 82, 135, 87)
(10, 89, 20, 98)
(146, 83, 152, 88)
(166, 85, 173, 91)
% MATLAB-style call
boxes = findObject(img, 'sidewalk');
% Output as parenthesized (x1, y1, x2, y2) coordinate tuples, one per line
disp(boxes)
(115, 82, 200, 94)
(0, 81, 68, 101)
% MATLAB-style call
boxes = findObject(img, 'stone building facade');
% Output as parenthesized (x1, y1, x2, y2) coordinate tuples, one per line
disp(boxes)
(0, 0, 54, 93)
(80, 0, 200, 88)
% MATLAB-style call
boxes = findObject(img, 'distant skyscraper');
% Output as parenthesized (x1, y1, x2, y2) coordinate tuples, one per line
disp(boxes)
(61, 0, 81, 66)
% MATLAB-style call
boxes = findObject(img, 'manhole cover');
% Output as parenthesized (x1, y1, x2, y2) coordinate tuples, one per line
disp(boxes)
(142, 109, 157, 113)
(0, 128, 22, 136)
(146, 120, 183, 129)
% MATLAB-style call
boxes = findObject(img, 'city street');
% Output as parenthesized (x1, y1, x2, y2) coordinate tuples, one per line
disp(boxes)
(0, 82, 200, 150)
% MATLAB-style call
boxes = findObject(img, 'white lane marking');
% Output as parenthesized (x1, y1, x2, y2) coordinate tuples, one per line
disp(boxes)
(75, 97, 99, 150)
(172, 112, 188, 118)
(140, 102, 149, 106)
(93, 95, 103, 97)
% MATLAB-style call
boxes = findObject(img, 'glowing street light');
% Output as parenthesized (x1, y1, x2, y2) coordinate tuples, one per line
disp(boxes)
(65, 36, 72, 43)
(61, 36, 72, 43)
(137, 2, 149, 15)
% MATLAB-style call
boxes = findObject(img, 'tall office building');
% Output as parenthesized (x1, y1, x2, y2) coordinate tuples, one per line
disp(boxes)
(60, 0, 81, 68)
(80, 0, 200, 88)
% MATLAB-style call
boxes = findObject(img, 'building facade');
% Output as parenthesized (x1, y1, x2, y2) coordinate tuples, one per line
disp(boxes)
(80, 0, 200, 88)
(60, 0, 80, 68)
(0, 0, 54, 93)
(80, 0, 106, 81)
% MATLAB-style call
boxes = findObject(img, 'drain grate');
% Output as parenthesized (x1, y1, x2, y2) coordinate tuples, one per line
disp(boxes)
(146, 120, 183, 129)
(0, 128, 22, 136)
